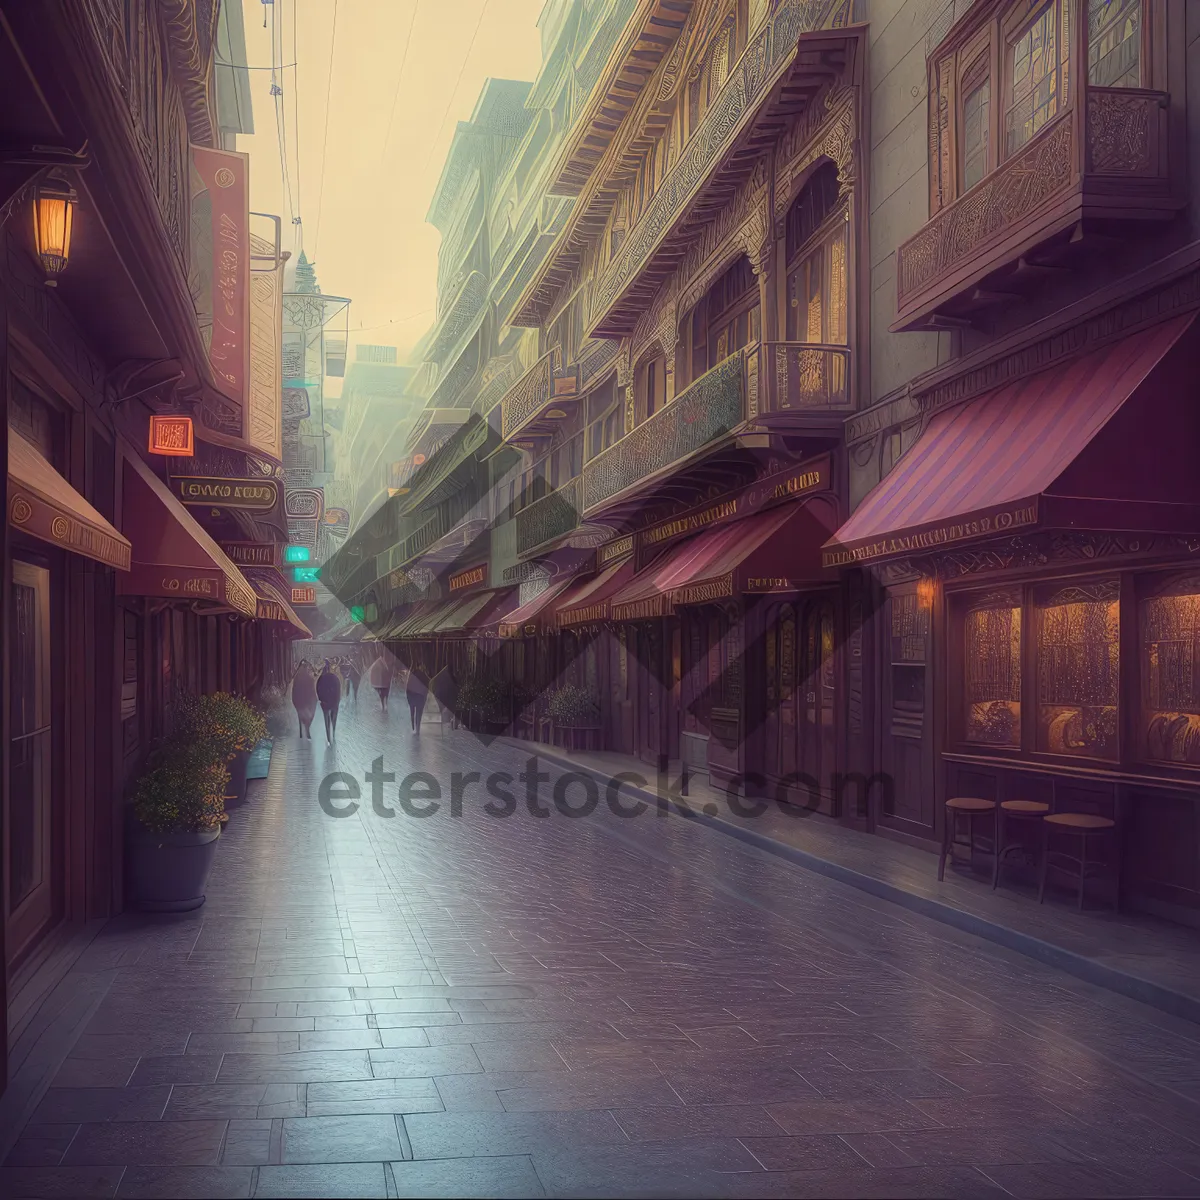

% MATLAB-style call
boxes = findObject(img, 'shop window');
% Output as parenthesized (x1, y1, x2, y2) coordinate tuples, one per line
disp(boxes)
(1088, 0, 1140, 87)
(1140, 576, 1200, 765)
(963, 593, 1022, 746)
(1036, 581, 1119, 759)
(687, 255, 759, 383)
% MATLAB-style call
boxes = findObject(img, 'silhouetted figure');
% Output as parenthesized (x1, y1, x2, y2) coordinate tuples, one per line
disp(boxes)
(291, 661, 317, 739)
(430, 665, 458, 731)
(369, 653, 392, 712)
(406, 665, 429, 735)
(346, 660, 362, 704)
(317, 660, 341, 743)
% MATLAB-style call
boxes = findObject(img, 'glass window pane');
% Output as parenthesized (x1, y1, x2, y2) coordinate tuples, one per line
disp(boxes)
(962, 78, 991, 190)
(1036, 582, 1119, 758)
(1141, 582, 1200, 764)
(1088, 0, 1140, 87)
(964, 602, 1022, 746)
(1006, 3, 1067, 156)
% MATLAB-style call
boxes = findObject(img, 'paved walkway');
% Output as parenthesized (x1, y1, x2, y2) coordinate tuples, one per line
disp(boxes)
(4, 699, 1200, 1198)
(518, 745, 1200, 1022)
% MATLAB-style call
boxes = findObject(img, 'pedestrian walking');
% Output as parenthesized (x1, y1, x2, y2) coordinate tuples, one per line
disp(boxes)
(347, 659, 362, 704)
(291, 660, 317, 739)
(369, 653, 392, 712)
(406, 663, 429, 735)
(316, 660, 342, 743)
(430, 664, 459, 732)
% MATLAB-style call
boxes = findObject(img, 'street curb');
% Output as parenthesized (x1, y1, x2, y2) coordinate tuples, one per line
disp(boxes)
(518, 741, 1200, 1028)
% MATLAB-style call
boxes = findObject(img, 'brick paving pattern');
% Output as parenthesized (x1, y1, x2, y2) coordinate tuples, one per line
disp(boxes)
(3, 699, 1200, 1197)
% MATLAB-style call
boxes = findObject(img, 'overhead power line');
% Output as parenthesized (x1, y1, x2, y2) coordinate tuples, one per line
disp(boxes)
(380, 0, 421, 168)
(421, 0, 493, 175)
(312, 0, 341, 260)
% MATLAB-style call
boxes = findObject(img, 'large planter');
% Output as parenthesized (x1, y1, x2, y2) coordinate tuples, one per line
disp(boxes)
(126, 821, 221, 913)
(554, 724, 602, 753)
(225, 749, 251, 807)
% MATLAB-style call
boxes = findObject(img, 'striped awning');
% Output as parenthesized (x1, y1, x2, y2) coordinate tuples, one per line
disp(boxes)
(824, 316, 1198, 566)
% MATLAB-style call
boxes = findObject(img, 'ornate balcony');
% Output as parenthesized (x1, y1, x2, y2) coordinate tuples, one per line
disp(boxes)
(755, 342, 852, 412)
(580, 341, 851, 517)
(499, 350, 582, 449)
(894, 89, 1178, 332)
(516, 476, 581, 559)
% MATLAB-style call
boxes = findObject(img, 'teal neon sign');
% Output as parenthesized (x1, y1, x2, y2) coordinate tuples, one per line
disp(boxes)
(284, 545, 311, 564)
(293, 566, 321, 584)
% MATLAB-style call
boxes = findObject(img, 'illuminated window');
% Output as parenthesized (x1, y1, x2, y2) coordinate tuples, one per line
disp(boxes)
(1141, 578, 1200, 765)
(1088, 0, 1140, 87)
(1005, 1, 1070, 156)
(1035, 582, 1119, 759)
(963, 599, 1022, 746)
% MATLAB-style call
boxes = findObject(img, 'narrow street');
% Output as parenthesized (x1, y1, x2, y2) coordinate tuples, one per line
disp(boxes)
(4, 698, 1200, 1199)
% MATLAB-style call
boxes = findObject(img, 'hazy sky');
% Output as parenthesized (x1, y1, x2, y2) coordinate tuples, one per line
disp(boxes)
(236, 0, 546, 358)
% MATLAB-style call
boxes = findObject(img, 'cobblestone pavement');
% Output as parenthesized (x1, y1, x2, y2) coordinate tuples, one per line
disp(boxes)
(5, 698, 1200, 1198)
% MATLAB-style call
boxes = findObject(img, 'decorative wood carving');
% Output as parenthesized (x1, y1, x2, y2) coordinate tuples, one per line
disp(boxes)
(501, 350, 555, 441)
(1087, 88, 1159, 176)
(772, 93, 856, 226)
(159, 0, 216, 145)
(517, 477, 581, 558)
(897, 116, 1073, 306)
(589, 0, 854, 328)
(582, 349, 745, 513)
(876, 533, 1200, 585)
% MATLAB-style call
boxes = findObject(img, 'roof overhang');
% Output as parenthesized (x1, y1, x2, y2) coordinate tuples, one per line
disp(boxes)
(546, 0, 695, 197)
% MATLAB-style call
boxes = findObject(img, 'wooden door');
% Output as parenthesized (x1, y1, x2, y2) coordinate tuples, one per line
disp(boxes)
(5, 559, 57, 966)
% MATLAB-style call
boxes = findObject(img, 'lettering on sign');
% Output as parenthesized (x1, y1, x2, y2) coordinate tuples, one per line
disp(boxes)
(746, 578, 797, 592)
(598, 535, 634, 565)
(669, 575, 735, 608)
(162, 576, 216, 596)
(148, 415, 195, 457)
(291, 586, 316, 605)
(173, 477, 280, 512)
(823, 502, 1040, 566)
(449, 564, 487, 592)
(220, 542, 279, 567)
(771, 469, 823, 500)
(644, 500, 739, 547)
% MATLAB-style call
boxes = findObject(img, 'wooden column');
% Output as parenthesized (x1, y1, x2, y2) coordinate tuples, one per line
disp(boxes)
(0, 286, 10, 1093)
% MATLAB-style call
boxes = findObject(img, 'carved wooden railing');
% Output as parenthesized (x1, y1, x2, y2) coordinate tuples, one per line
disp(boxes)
(756, 342, 851, 411)
(896, 88, 1171, 325)
(581, 350, 746, 514)
(500, 351, 556, 441)
(1086, 87, 1169, 178)
(516, 476, 581, 557)
(427, 271, 488, 363)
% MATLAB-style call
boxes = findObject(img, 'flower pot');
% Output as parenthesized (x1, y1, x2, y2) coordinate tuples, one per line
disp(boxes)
(126, 820, 221, 912)
(225, 748, 251, 807)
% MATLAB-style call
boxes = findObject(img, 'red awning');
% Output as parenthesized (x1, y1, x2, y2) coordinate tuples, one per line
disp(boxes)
(499, 577, 576, 638)
(610, 500, 838, 623)
(118, 448, 257, 618)
(824, 316, 1200, 566)
(241, 568, 313, 639)
(9, 429, 131, 570)
(556, 558, 635, 628)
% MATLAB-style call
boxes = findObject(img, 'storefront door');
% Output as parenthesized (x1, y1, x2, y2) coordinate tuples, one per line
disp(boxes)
(767, 597, 838, 814)
(5, 559, 57, 967)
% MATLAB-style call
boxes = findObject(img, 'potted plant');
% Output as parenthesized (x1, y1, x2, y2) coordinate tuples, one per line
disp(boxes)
(127, 739, 229, 912)
(548, 684, 602, 751)
(176, 692, 267, 805)
(457, 676, 509, 733)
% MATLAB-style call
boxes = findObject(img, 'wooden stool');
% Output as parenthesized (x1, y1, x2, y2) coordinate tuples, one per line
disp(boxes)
(939, 797, 997, 882)
(993, 800, 1051, 889)
(1038, 813, 1119, 911)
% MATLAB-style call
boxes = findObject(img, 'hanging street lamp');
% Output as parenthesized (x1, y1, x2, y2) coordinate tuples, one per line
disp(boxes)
(32, 170, 78, 285)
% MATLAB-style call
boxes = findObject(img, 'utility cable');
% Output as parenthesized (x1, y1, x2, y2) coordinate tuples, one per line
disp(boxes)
(312, 0, 341, 259)
(380, 0, 421, 169)
(420, 0, 492, 175)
